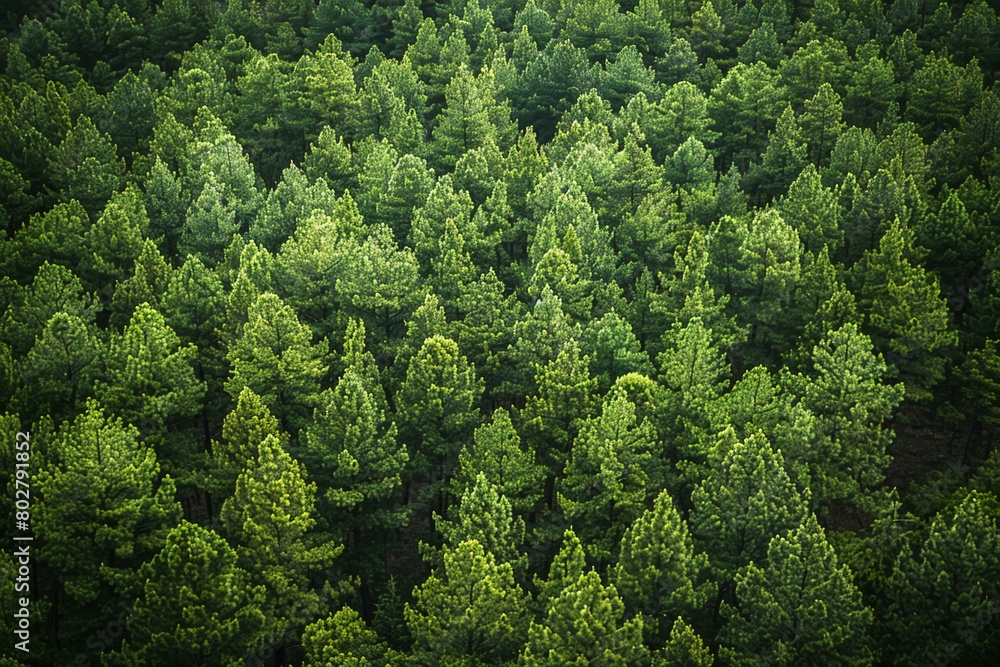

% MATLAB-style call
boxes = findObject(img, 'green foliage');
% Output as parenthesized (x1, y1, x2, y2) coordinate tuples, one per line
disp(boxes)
(397, 334, 483, 479)
(612, 490, 712, 644)
(523, 568, 648, 667)
(106, 521, 266, 667)
(406, 539, 529, 665)
(559, 385, 660, 567)
(2, 5, 998, 665)
(453, 408, 545, 516)
(854, 218, 957, 402)
(720, 514, 875, 667)
(303, 606, 395, 666)
(35, 400, 181, 656)
(884, 490, 1000, 666)
(226, 292, 330, 433)
(690, 431, 810, 580)
(220, 433, 343, 653)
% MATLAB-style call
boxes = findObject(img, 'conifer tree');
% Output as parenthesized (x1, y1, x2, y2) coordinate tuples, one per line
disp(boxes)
(785, 323, 904, 511)
(432, 472, 526, 572)
(406, 539, 529, 665)
(97, 302, 204, 451)
(689, 431, 809, 581)
(226, 292, 330, 433)
(884, 491, 1000, 667)
(35, 400, 182, 647)
(303, 606, 396, 666)
(523, 568, 648, 667)
(106, 521, 266, 667)
(303, 365, 408, 543)
(720, 515, 874, 667)
(559, 386, 659, 567)
(453, 407, 545, 516)
(653, 617, 714, 667)
(220, 434, 343, 658)
(521, 338, 600, 477)
(211, 386, 287, 504)
(854, 217, 957, 402)
(397, 334, 483, 484)
(21, 312, 101, 423)
(612, 490, 712, 644)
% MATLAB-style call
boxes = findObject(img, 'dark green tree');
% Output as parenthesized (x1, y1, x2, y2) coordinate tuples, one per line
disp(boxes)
(720, 514, 875, 667)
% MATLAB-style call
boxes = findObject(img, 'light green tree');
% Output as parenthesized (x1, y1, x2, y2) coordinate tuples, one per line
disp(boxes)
(689, 431, 809, 581)
(559, 386, 659, 568)
(453, 408, 545, 516)
(106, 521, 266, 667)
(523, 568, 648, 667)
(612, 490, 712, 644)
(406, 539, 529, 665)
(226, 292, 330, 434)
(220, 434, 343, 659)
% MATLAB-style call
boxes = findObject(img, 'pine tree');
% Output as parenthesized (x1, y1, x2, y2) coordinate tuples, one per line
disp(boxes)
(612, 490, 712, 644)
(220, 434, 342, 656)
(109, 238, 173, 330)
(534, 528, 587, 611)
(180, 176, 240, 266)
(527, 246, 594, 322)
(432, 472, 526, 572)
(211, 386, 288, 504)
(800, 82, 845, 166)
(785, 323, 904, 512)
(303, 366, 408, 543)
(432, 65, 497, 170)
(375, 153, 435, 244)
(652, 617, 714, 667)
(720, 514, 875, 667)
(709, 62, 787, 171)
(739, 22, 782, 67)
(34, 400, 181, 647)
(337, 224, 426, 363)
(397, 334, 483, 483)
(581, 310, 655, 394)
(559, 386, 659, 567)
(779, 164, 842, 257)
(854, 217, 957, 402)
(453, 407, 545, 516)
(885, 491, 1000, 667)
(521, 338, 600, 478)
(657, 316, 730, 471)
(225, 292, 330, 434)
(523, 569, 648, 667)
(106, 521, 266, 667)
(1, 261, 97, 357)
(406, 539, 529, 665)
(689, 431, 809, 581)
(303, 606, 396, 666)
(20, 312, 101, 423)
(733, 207, 803, 358)
(80, 186, 146, 296)
(97, 302, 205, 451)
(748, 104, 808, 203)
